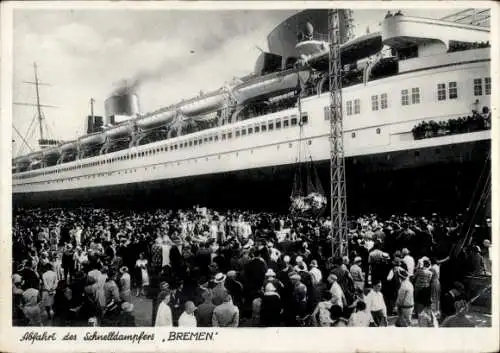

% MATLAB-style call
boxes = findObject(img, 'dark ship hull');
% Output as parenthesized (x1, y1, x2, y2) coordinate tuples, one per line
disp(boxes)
(13, 138, 490, 216)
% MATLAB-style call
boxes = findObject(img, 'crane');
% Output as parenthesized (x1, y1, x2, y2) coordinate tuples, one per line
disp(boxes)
(328, 9, 352, 258)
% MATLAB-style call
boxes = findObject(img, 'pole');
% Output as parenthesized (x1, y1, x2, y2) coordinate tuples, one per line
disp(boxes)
(34, 62, 44, 142)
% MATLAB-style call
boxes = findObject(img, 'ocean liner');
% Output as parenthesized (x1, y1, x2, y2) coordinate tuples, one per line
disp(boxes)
(12, 9, 492, 214)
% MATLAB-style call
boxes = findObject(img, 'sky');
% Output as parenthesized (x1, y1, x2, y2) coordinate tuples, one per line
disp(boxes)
(12, 6, 466, 156)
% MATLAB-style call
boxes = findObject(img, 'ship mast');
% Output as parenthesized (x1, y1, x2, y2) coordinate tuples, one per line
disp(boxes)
(13, 62, 58, 155)
(33, 63, 44, 142)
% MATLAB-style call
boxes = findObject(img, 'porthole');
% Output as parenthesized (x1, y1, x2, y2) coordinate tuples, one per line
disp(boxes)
(351, 132, 356, 138)
(308, 140, 312, 145)
(376, 128, 381, 134)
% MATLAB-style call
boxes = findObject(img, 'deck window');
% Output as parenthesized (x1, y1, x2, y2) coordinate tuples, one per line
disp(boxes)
(371, 95, 379, 111)
(381, 93, 388, 109)
(437, 83, 446, 101)
(228, 132, 232, 139)
(354, 99, 360, 114)
(401, 89, 409, 106)
(214, 135, 219, 141)
(276, 119, 281, 129)
(474, 78, 482, 96)
(221, 133, 226, 140)
(236, 130, 240, 137)
(283, 119, 289, 128)
(346, 100, 353, 115)
(301, 113, 308, 124)
(448, 82, 458, 99)
(291, 116, 297, 126)
(241, 129, 247, 136)
(255, 125, 260, 133)
(411, 87, 420, 104)
(248, 127, 253, 134)
(485, 77, 491, 95)
(194, 139, 198, 145)
(261, 124, 267, 132)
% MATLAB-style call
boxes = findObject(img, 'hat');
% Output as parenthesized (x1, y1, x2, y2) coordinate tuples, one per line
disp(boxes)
(23, 288, 39, 305)
(398, 269, 409, 279)
(382, 252, 390, 260)
(294, 263, 307, 272)
(120, 266, 129, 273)
(12, 274, 22, 284)
(121, 302, 134, 313)
(160, 282, 170, 291)
(265, 269, 276, 277)
(354, 256, 362, 263)
(310, 260, 318, 267)
(296, 256, 304, 263)
(329, 274, 338, 281)
(227, 270, 237, 278)
(264, 283, 277, 293)
(289, 273, 301, 281)
(402, 248, 410, 255)
(214, 273, 226, 283)
(283, 255, 291, 263)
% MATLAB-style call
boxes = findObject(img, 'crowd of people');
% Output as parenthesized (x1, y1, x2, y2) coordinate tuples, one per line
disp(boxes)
(12, 206, 491, 328)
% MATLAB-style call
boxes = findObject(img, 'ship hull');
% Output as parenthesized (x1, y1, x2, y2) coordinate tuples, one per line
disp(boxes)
(12, 139, 490, 215)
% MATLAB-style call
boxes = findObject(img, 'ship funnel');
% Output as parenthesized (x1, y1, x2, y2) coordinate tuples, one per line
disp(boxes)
(104, 93, 140, 125)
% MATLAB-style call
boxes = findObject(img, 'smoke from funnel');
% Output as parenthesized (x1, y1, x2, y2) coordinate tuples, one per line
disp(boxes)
(112, 54, 198, 96)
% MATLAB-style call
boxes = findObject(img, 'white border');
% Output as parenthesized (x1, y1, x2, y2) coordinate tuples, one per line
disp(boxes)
(1, 1, 499, 353)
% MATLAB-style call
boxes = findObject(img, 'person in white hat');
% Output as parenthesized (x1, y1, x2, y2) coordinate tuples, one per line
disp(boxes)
(118, 302, 136, 327)
(212, 273, 228, 306)
(309, 260, 322, 286)
(327, 273, 345, 308)
(294, 256, 308, 272)
(265, 268, 284, 294)
(260, 283, 282, 327)
(350, 257, 365, 291)
(401, 248, 415, 277)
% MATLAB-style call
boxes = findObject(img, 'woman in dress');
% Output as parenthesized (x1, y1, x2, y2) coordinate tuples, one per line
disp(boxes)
(41, 263, 58, 321)
(430, 256, 448, 319)
(135, 252, 149, 297)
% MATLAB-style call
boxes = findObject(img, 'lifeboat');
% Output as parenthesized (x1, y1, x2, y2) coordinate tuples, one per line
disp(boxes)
(59, 141, 77, 153)
(136, 110, 176, 130)
(105, 122, 134, 139)
(42, 147, 60, 158)
(178, 90, 228, 116)
(79, 132, 106, 146)
(231, 69, 310, 105)
(295, 33, 330, 58)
